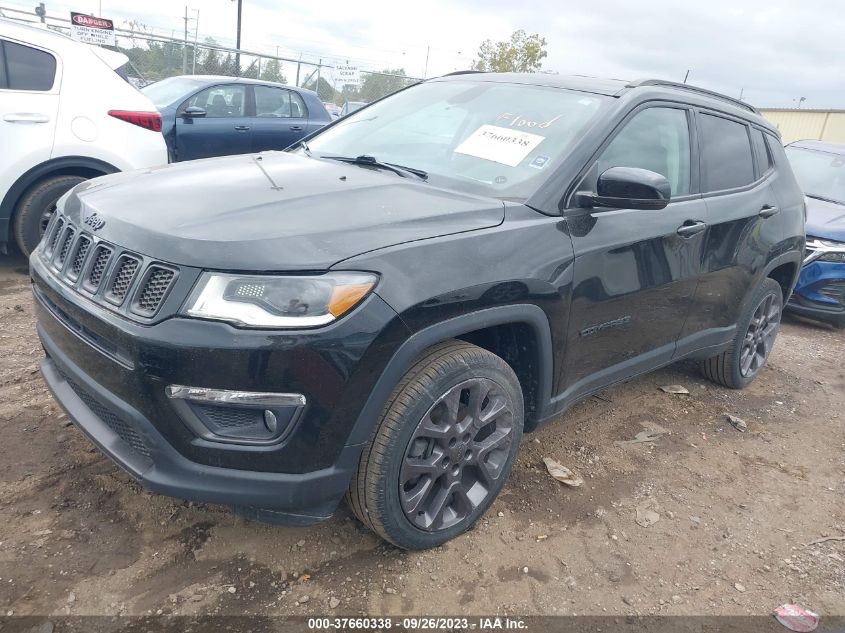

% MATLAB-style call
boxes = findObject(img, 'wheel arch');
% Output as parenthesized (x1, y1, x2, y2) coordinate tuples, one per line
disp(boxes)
(345, 305, 555, 446)
(0, 156, 120, 247)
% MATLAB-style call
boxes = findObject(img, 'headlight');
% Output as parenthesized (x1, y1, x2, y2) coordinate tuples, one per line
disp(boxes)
(807, 237, 845, 263)
(182, 272, 377, 328)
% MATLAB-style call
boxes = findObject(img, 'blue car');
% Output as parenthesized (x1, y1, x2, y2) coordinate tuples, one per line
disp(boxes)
(784, 140, 845, 328)
(141, 76, 331, 162)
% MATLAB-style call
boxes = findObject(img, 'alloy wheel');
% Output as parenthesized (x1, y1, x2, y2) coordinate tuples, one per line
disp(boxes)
(39, 204, 57, 236)
(739, 291, 781, 377)
(399, 378, 516, 532)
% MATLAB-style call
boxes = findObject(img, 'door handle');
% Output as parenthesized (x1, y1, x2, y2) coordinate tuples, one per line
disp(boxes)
(759, 205, 780, 218)
(234, 125, 251, 131)
(3, 113, 50, 124)
(289, 125, 303, 131)
(676, 220, 707, 237)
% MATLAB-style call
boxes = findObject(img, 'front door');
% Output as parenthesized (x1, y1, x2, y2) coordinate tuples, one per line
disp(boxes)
(174, 83, 252, 161)
(561, 105, 707, 400)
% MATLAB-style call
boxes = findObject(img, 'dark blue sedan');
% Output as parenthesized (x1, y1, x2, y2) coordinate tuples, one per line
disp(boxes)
(784, 140, 845, 328)
(142, 76, 331, 162)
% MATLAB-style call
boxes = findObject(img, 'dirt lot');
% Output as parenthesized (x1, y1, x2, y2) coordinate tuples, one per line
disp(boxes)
(1, 251, 843, 618)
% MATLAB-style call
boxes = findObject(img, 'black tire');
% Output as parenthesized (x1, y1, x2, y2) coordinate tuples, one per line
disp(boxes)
(346, 340, 524, 549)
(700, 277, 783, 389)
(13, 175, 86, 256)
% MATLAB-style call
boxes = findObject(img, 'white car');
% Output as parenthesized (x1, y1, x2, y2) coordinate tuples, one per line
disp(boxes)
(0, 19, 167, 255)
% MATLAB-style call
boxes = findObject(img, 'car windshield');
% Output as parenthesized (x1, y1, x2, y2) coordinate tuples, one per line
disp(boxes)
(785, 146, 845, 205)
(305, 79, 609, 200)
(142, 76, 207, 109)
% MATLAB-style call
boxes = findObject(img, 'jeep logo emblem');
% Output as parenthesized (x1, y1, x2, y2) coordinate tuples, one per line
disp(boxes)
(84, 213, 105, 231)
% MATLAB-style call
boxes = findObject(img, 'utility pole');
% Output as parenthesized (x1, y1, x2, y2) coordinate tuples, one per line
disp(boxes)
(182, 6, 189, 75)
(192, 9, 199, 74)
(317, 58, 321, 95)
(423, 45, 430, 79)
(234, 0, 243, 76)
(296, 52, 302, 86)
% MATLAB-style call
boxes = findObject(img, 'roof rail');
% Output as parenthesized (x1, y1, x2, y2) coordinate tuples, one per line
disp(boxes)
(625, 79, 758, 114)
(440, 70, 483, 77)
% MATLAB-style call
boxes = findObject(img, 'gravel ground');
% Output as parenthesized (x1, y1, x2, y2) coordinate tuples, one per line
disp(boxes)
(1, 251, 843, 618)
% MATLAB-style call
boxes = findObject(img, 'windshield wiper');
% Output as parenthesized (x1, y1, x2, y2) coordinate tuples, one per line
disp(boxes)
(806, 193, 844, 206)
(321, 155, 428, 180)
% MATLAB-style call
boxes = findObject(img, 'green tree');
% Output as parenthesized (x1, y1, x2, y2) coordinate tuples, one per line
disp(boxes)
(260, 58, 286, 84)
(358, 69, 410, 102)
(220, 52, 239, 77)
(198, 38, 222, 75)
(472, 30, 547, 73)
(242, 59, 260, 79)
(304, 76, 338, 102)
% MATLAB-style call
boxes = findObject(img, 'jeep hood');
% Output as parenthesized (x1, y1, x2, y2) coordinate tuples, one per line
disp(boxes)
(806, 196, 845, 242)
(59, 152, 505, 270)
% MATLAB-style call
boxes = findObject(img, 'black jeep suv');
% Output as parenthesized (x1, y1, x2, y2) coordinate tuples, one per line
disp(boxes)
(30, 73, 805, 549)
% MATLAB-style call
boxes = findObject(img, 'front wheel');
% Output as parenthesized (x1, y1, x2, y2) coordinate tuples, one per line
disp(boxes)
(347, 340, 524, 549)
(700, 277, 783, 389)
(13, 175, 86, 256)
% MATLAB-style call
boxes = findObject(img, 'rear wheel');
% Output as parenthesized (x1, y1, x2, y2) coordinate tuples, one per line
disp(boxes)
(700, 277, 783, 388)
(13, 175, 86, 256)
(347, 340, 523, 549)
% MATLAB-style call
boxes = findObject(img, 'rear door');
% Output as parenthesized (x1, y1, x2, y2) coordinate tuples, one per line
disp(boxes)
(677, 111, 783, 345)
(250, 85, 309, 151)
(562, 104, 708, 399)
(0, 39, 59, 209)
(174, 83, 252, 160)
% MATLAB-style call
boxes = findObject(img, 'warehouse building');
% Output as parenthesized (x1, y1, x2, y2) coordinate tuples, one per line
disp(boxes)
(759, 109, 845, 144)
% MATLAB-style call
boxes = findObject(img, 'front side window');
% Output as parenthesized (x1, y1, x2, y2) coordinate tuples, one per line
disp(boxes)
(699, 113, 755, 191)
(597, 107, 691, 197)
(1, 40, 56, 91)
(184, 85, 246, 118)
(254, 86, 306, 118)
(305, 80, 610, 200)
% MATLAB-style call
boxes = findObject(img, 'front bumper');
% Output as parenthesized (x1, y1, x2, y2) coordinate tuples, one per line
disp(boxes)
(786, 260, 845, 327)
(31, 254, 409, 522)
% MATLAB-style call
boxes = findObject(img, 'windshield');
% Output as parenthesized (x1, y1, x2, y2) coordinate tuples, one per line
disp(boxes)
(785, 146, 845, 205)
(142, 76, 207, 109)
(306, 80, 609, 200)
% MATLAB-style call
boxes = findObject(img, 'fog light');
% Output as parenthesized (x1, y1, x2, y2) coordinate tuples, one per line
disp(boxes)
(264, 409, 278, 433)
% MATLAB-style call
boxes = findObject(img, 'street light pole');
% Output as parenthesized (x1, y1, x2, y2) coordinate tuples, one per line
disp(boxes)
(234, 0, 243, 76)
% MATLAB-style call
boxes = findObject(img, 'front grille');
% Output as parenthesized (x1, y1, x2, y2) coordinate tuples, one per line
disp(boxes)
(105, 256, 140, 305)
(58, 367, 150, 458)
(85, 245, 113, 291)
(39, 212, 181, 321)
(133, 266, 176, 316)
(54, 226, 75, 269)
(68, 236, 92, 280)
(46, 218, 64, 256)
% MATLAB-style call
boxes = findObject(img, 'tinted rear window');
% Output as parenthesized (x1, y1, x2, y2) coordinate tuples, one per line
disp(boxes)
(751, 128, 773, 173)
(699, 113, 755, 191)
(0, 40, 56, 91)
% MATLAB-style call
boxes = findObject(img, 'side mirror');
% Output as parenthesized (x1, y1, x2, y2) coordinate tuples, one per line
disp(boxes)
(182, 106, 207, 119)
(576, 167, 671, 211)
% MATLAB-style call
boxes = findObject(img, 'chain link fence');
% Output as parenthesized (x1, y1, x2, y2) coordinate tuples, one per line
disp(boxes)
(0, 4, 421, 105)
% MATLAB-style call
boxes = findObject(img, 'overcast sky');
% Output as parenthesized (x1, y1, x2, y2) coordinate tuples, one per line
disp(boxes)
(5, 0, 843, 107)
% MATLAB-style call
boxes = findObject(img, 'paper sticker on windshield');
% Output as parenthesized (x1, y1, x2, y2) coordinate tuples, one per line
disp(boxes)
(454, 125, 545, 167)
